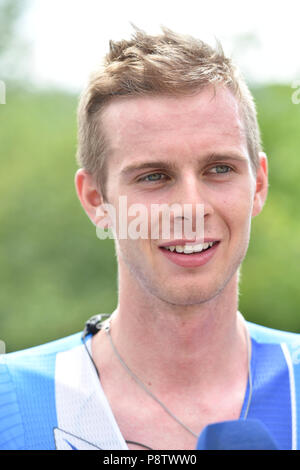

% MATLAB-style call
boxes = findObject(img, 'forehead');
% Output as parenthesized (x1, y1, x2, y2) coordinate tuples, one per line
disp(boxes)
(101, 86, 247, 159)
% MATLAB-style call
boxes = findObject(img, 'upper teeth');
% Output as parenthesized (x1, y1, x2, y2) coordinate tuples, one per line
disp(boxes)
(164, 242, 215, 253)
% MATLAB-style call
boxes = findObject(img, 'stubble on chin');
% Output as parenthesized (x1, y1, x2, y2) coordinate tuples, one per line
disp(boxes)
(115, 233, 247, 310)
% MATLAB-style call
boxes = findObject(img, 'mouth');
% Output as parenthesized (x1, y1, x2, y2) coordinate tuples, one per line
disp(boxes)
(158, 240, 220, 268)
(160, 240, 218, 254)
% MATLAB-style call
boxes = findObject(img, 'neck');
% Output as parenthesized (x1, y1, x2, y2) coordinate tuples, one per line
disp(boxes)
(100, 269, 248, 395)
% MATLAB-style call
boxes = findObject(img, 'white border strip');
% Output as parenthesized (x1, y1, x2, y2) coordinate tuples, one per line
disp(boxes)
(281, 342, 297, 450)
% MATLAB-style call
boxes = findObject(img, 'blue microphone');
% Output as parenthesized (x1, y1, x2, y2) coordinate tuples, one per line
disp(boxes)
(196, 419, 278, 450)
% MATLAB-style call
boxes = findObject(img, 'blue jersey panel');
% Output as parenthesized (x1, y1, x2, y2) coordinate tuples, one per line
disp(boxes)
(246, 339, 292, 449)
(0, 332, 82, 450)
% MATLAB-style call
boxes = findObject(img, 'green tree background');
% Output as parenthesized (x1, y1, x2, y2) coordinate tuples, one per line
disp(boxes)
(1, 2, 300, 353)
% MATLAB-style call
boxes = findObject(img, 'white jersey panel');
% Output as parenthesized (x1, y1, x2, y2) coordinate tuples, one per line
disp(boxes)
(54, 338, 128, 450)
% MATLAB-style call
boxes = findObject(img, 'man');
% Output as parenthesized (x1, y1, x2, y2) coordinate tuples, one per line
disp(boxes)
(0, 27, 299, 451)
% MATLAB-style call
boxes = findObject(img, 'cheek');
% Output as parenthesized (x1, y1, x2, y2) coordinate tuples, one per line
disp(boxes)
(217, 185, 254, 231)
(111, 197, 166, 241)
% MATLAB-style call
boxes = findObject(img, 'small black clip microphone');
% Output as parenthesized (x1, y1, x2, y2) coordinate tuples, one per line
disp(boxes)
(82, 314, 111, 340)
(81, 314, 111, 379)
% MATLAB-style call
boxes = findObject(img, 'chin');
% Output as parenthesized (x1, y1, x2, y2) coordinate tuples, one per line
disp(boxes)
(150, 263, 241, 307)
(119, 246, 242, 306)
(145, 280, 224, 306)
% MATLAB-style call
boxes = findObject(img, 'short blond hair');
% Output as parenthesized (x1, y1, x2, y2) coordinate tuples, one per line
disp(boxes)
(76, 27, 262, 199)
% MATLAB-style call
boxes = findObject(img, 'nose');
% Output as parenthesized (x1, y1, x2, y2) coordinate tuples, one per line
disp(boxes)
(171, 170, 213, 213)
(169, 171, 214, 239)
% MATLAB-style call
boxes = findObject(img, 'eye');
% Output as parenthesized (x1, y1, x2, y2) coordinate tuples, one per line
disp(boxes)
(137, 172, 168, 183)
(208, 165, 233, 174)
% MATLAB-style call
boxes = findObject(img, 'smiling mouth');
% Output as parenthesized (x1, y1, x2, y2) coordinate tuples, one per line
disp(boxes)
(160, 241, 219, 254)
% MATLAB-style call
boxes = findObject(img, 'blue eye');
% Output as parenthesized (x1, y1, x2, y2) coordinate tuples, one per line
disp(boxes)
(210, 165, 232, 174)
(139, 173, 166, 182)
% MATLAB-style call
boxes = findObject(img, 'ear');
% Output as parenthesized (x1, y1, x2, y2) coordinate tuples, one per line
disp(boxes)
(74, 169, 111, 229)
(252, 152, 268, 218)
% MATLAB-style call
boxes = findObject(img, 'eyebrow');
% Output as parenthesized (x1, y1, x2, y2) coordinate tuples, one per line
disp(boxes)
(119, 153, 248, 178)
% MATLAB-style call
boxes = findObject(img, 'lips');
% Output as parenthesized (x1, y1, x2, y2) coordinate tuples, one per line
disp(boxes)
(159, 239, 217, 248)
(160, 241, 217, 254)
(159, 241, 220, 268)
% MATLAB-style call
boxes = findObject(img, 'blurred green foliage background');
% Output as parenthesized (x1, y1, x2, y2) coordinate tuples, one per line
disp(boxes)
(1, 2, 300, 353)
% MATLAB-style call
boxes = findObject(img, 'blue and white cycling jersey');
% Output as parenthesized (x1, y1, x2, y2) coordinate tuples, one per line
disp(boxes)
(1, 319, 300, 450)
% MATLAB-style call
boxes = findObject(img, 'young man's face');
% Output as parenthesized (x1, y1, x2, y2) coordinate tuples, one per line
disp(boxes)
(82, 86, 268, 306)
